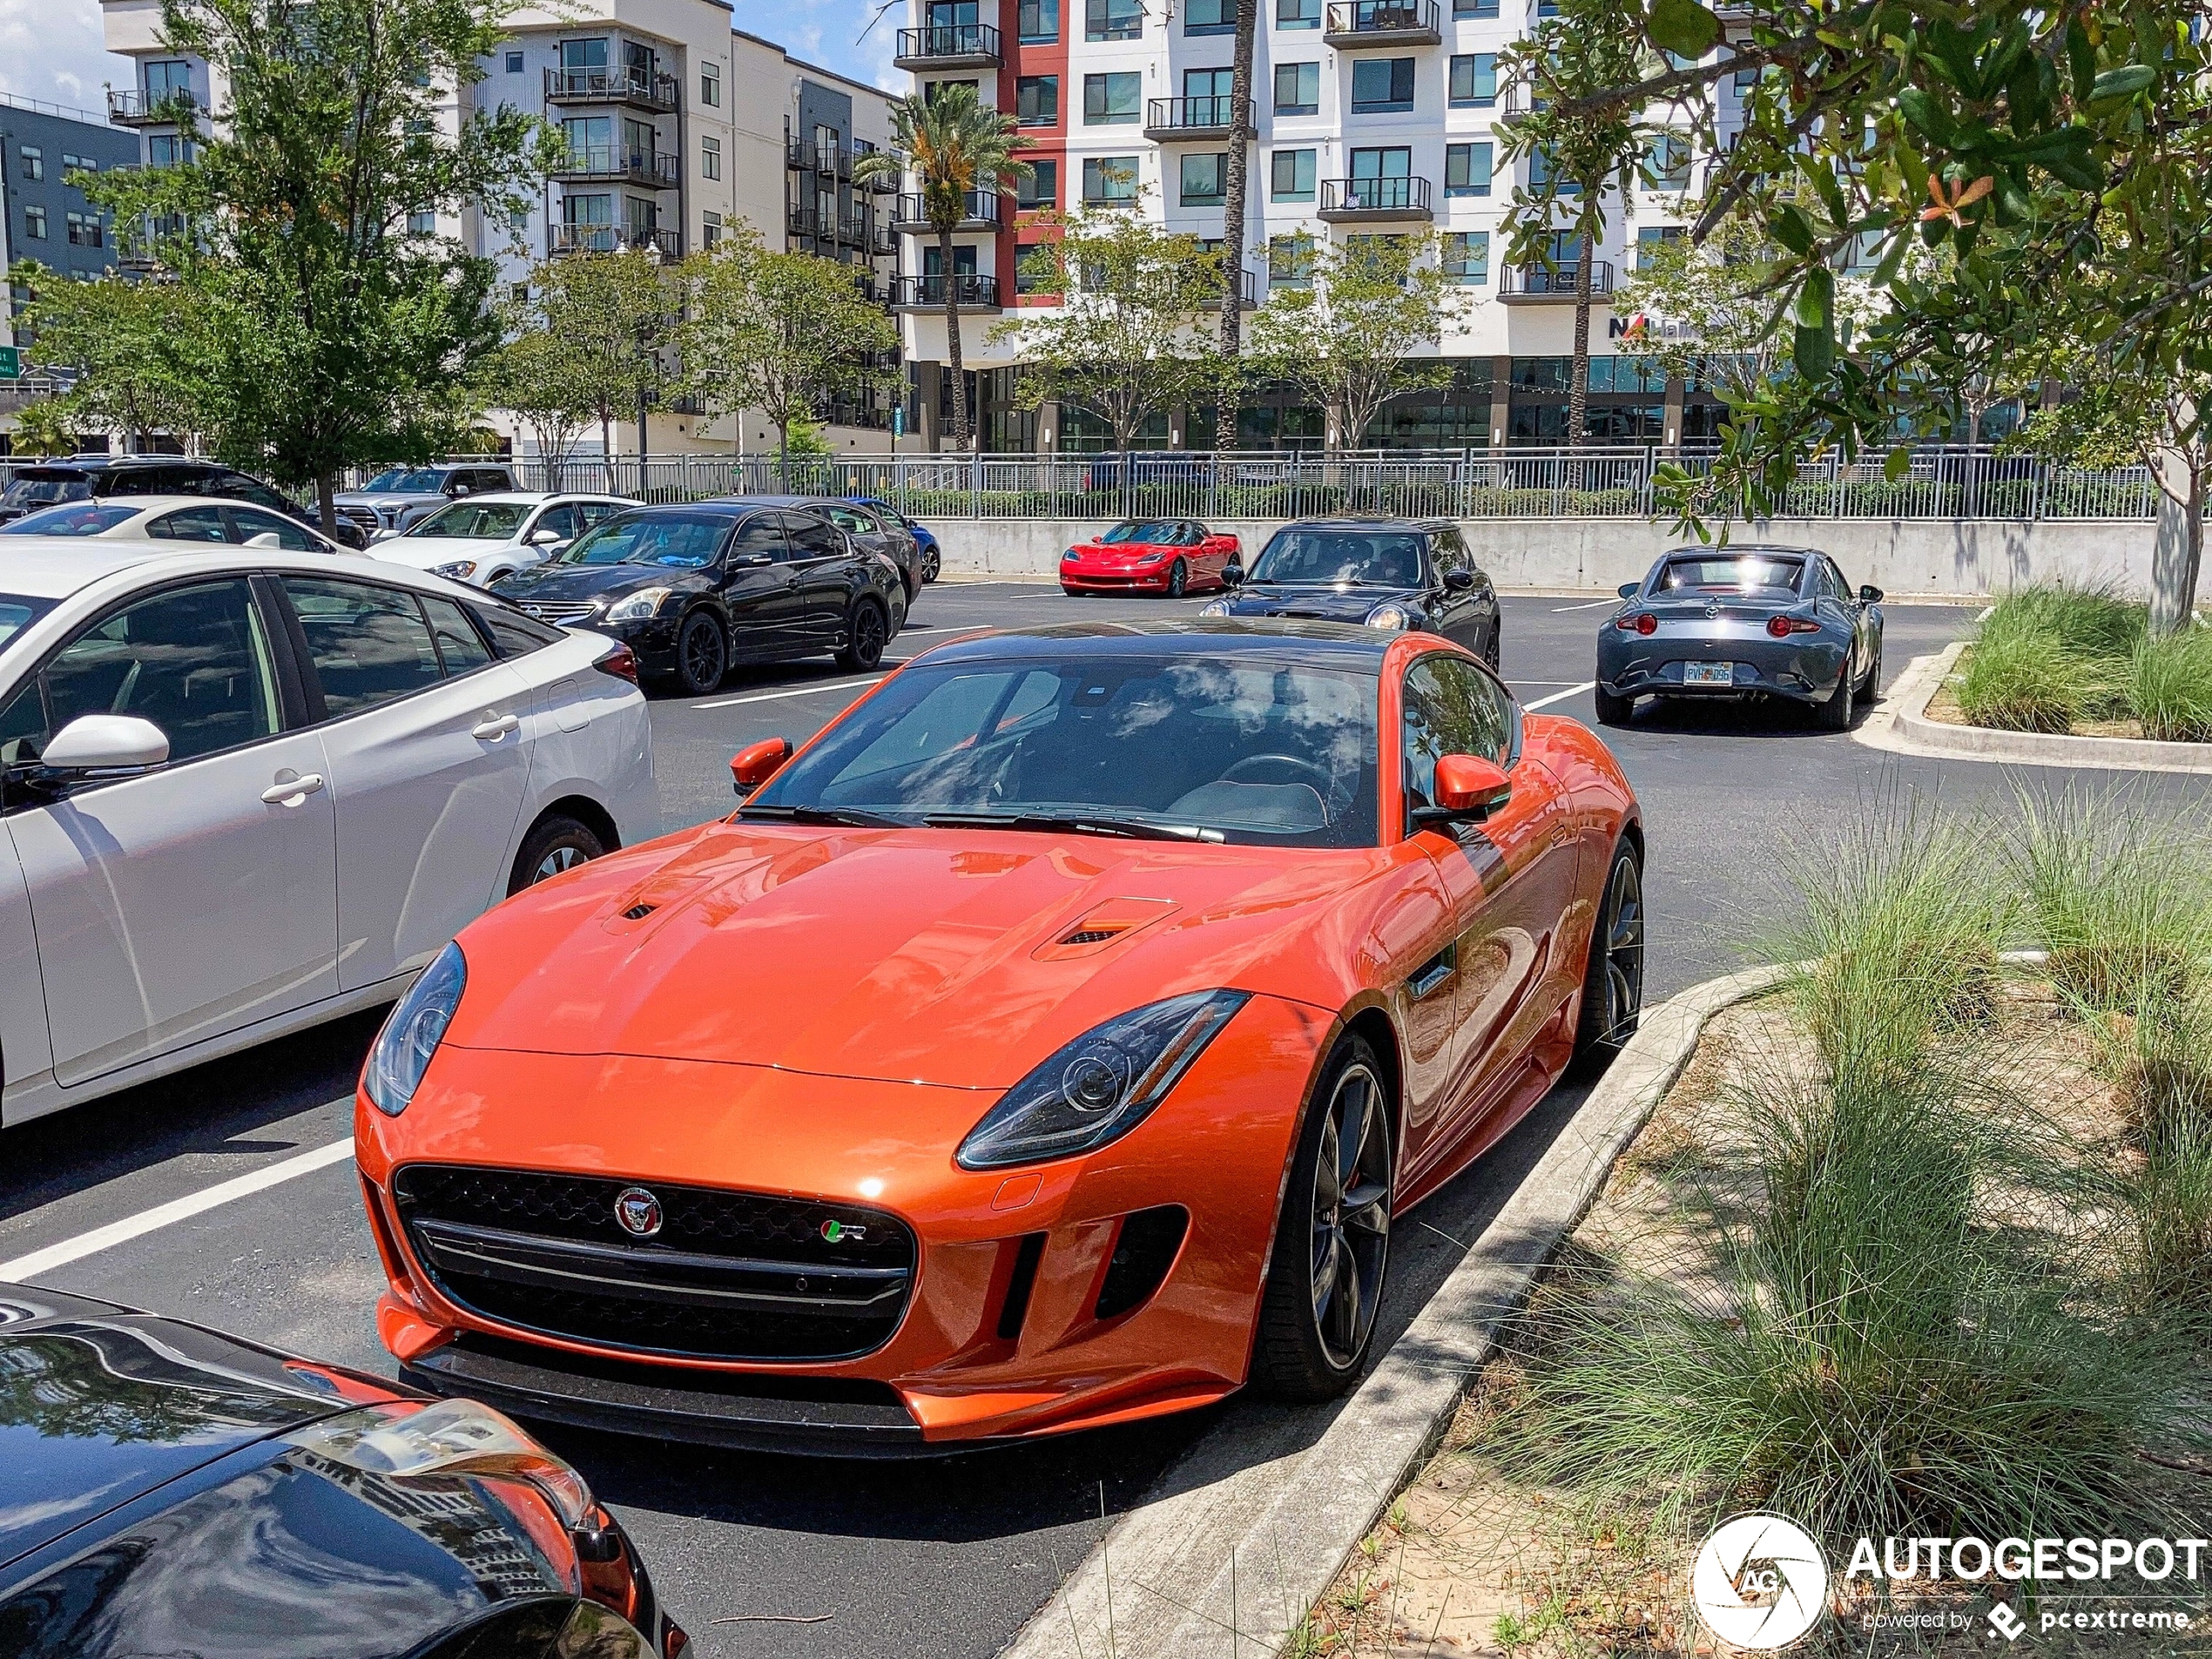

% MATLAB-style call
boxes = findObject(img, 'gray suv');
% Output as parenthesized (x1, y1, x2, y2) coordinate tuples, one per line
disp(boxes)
(333, 462, 518, 540)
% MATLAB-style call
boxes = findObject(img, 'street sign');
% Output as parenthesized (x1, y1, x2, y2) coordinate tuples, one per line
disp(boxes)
(0, 347, 20, 381)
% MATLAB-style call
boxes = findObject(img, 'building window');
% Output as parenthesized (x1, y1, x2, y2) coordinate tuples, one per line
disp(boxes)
(1642, 132, 1690, 190)
(1443, 230, 1488, 284)
(149, 134, 191, 168)
(504, 49, 523, 71)
(1276, 0, 1320, 24)
(1447, 53, 1496, 106)
(1267, 233, 1314, 289)
(1180, 152, 1226, 206)
(1452, 0, 1497, 14)
(1085, 0, 1142, 40)
(408, 209, 435, 234)
(1015, 240, 1056, 294)
(1270, 147, 1316, 200)
(145, 58, 192, 100)
(22, 205, 45, 239)
(1016, 75, 1059, 126)
(65, 212, 103, 247)
(701, 134, 720, 179)
(20, 147, 41, 182)
(1082, 155, 1139, 203)
(1272, 61, 1319, 115)
(703, 210, 722, 246)
(1083, 71, 1141, 125)
(1635, 225, 1683, 269)
(1529, 145, 1581, 193)
(1020, 0, 1061, 39)
(1444, 141, 1492, 196)
(925, 78, 979, 105)
(1350, 57, 1414, 113)
(1185, 0, 1235, 32)
(1016, 158, 1059, 208)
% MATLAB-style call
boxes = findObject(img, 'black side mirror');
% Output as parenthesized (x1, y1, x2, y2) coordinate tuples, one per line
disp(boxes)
(1859, 584, 1885, 604)
(1617, 581, 1641, 599)
(1443, 568, 1476, 593)
(1221, 563, 1244, 587)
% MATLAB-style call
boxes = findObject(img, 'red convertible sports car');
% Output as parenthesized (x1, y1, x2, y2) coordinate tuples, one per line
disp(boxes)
(1060, 519, 1239, 597)
(354, 620, 1644, 1453)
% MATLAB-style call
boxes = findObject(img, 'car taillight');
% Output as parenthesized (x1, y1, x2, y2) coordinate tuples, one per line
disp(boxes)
(594, 643, 639, 683)
(1615, 612, 1658, 636)
(1767, 615, 1820, 637)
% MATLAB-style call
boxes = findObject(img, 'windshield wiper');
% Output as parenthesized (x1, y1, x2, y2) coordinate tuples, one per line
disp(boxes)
(738, 803, 907, 828)
(923, 812, 1224, 843)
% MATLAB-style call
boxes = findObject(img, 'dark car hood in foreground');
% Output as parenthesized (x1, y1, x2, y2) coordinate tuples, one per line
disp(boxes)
(1218, 582, 1414, 625)
(492, 562, 692, 606)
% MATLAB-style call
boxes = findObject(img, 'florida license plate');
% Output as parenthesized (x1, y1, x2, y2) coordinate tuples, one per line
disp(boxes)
(1683, 662, 1735, 685)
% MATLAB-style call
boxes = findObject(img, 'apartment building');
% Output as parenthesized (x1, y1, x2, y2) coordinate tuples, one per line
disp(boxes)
(893, 0, 1742, 449)
(100, 0, 898, 452)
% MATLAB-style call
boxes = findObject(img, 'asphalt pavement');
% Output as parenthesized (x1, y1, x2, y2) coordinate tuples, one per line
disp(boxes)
(5, 581, 2208, 1659)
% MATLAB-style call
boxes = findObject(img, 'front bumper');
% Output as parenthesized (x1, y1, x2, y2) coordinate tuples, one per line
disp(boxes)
(354, 994, 1332, 1450)
(1061, 563, 1175, 592)
(1596, 626, 1847, 705)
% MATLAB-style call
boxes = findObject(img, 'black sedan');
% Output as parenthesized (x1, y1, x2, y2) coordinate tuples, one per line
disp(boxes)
(1595, 545, 1885, 730)
(491, 501, 908, 696)
(0, 1283, 685, 1658)
(737, 496, 924, 602)
(1198, 516, 1501, 666)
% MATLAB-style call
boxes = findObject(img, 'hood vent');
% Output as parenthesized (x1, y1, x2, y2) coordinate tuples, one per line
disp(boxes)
(1033, 898, 1181, 961)
(1060, 927, 1121, 947)
(622, 903, 658, 921)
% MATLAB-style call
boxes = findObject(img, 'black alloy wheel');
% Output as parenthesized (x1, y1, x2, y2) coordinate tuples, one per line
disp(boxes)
(836, 598, 888, 671)
(922, 546, 941, 583)
(1166, 558, 1189, 598)
(508, 813, 606, 897)
(674, 610, 728, 697)
(1573, 839, 1645, 1066)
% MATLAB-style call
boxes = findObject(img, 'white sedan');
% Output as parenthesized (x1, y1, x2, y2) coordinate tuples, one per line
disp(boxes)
(0, 493, 345, 552)
(367, 492, 635, 586)
(0, 541, 657, 1124)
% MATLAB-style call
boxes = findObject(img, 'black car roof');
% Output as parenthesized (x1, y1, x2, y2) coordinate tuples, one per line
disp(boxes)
(920, 617, 1394, 666)
(12, 457, 228, 480)
(1285, 515, 1455, 532)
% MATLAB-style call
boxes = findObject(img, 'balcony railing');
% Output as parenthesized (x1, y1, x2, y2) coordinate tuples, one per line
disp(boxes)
(1143, 96, 1244, 138)
(108, 88, 195, 125)
(543, 67, 681, 112)
(786, 137, 853, 177)
(549, 224, 683, 259)
(893, 273, 1001, 309)
(894, 191, 1002, 230)
(1323, 0, 1442, 43)
(1499, 260, 1615, 300)
(893, 23, 1003, 65)
(552, 146, 678, 187)
(1199, 265, 1260, 309)
(1317, 175, 1433, 219)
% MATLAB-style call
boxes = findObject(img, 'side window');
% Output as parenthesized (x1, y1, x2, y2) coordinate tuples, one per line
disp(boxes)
(419, 594, 494, 676)
(1823, 559, 1851, 600)
(282, 577, 443, 718)
(469, 604, 563, 658)
(821, 505, 873, 536)
(473, 469, 510, 494)
(1428, 530, 1467, 574)
(40, 579, 280, 765)
(0, 676, 46, 768)
(1401, 656, 1510, 813)
(226, 508, 316, 550)
(781, 513, 846, 562)
(218, 473, 294, 513)
(729, 516, 789, 563)
(147, 506, 232, 543)
(576, 500, 624, 529)
(531, 504, 579, 543)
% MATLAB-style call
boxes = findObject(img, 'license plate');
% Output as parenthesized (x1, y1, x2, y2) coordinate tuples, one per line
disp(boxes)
(1683, 661, 1735, 685)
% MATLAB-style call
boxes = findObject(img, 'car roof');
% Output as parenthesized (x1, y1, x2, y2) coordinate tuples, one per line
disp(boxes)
(718, 495, 855, 509)
(1285, 515, 1453, 532)
(0, 541, 482, 603)
(10, 494, 221, 516)
(414, 490, 557, 506)
(920, 617, 1395, 666)
(0, 543, 173, 597)
(10, 457, 230, 479)
(1661, 544, 1820, 557)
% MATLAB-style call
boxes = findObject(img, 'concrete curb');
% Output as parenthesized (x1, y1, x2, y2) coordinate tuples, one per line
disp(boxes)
(1857, 639, 2212, 775)
(998, 963, 1790, 1659)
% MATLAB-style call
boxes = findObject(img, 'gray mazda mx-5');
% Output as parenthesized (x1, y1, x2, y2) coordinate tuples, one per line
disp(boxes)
(1595, 545, 1885, 730)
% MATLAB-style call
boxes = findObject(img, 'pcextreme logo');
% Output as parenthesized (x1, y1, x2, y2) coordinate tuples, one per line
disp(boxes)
(1691, 1514, 1831, 1649)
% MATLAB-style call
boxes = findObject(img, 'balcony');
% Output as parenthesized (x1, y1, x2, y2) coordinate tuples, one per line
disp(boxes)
(893, 23, 1002, 68)
(543, 67, 681, 114)
(786, 137, 853, 177)
(1323, 0, 1441, 45)
(893, 273, 1001, 311)
(1499, 260, 1614, 302)
(552, 146, 678, 188)
(894, 191, 1002, 231)
(549, 224, 683, 260)
(1317, 175, 1433, 222)
(108, 88, 194, 125)
(1144, 96, 1244, 140)
(1198, 266, 1259, 309)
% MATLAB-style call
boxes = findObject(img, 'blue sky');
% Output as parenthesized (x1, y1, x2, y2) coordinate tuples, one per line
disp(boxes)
(15, 0, 899, 122)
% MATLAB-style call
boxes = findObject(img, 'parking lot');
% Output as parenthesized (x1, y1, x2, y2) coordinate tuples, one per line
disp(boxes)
(4, 580, 2207, 1659)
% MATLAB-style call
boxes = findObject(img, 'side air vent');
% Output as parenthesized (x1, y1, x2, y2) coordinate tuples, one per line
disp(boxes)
(996, 1232, 1048, 1340)
(622, 903, 657, 921)
(1095, 1206, 1189, 1321)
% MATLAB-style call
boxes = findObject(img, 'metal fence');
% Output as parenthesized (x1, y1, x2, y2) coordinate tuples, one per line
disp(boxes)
(465, 446, 2184, 524)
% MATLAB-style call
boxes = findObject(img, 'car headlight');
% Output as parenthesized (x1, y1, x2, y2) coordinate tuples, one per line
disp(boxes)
(955, 990, 1249, 1170)
(287, 1396, 591, 1530)
(1138, 552, 1165, 564)
(1062, 549, 1081, 563)
(1365, 602, 1416, 631)
(363, 941, 464, 1116)
(604, 587, 671, 622)
(1199, 597, 1232, 618)
(431, 558, 477, 580)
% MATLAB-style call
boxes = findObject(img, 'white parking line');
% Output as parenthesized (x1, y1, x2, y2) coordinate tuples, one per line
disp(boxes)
(1550, 598, 1621, 611)
(691, 673, 891, 711)
(0, 1136, 355, 1285)
(1523, 681, 1597, 711)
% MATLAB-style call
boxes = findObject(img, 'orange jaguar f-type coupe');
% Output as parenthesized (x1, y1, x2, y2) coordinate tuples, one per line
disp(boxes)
(354, 619, 1644, 1453)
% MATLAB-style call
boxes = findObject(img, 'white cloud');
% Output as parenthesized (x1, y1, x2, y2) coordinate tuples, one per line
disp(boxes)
(0, 0, 132, 116)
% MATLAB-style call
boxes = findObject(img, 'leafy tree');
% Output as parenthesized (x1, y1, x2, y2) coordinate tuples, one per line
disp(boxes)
(679, 237, 901, 476)
(10, 266, 208, 451)
(517, 248, 687, 463)
(476, 326, 595, 478)
(1507, 0, 2212, 631)
(11, 397, 80, 459)
(1246, 233, 1470, 451)
(991, 201, 1225, 453)
(853, 85, 1030, 452)
(1212, 0, 1260, 457)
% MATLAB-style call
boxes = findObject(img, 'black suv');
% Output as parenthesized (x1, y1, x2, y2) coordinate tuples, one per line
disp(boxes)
(1198, 516, 1501, 666)
(0, 456, 362, 545)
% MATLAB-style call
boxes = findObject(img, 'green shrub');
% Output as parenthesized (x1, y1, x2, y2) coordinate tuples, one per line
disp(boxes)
(2130, 623, 2212, 742)
(2012, 789, 2212, 1013)
(1957, 583, 2142, 732)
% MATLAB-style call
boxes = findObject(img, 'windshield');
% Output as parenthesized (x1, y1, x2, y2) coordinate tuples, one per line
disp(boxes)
(0, 502, 140, 536)
(1656, 554, 1805, 592)
(2, 475, 92, 510)
(1100, 521, 1177, 545)
(556, 513, 731, 569)
(361, 469, 447, 493)
(0, 596, 55, 654)
(1249, 529, 1425, 588)
(749, 652, 1380, 847)
(408, 500, 530, 539)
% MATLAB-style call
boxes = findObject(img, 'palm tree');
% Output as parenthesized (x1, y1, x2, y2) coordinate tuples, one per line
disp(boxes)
(854, 86, 1030, 452)
(1211, 0, 1259, 460)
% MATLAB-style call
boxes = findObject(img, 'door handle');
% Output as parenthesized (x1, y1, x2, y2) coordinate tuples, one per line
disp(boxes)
(261, 772, 325, 806)
(471, 713, 522, 740)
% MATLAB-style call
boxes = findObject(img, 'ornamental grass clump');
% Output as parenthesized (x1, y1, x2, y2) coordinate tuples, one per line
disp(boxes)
(1956, 583, 2141, 732)
(2129, 622, 2212, 742)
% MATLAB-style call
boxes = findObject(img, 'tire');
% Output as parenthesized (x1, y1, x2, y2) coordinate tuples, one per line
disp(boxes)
(921, 546, 941, 583)
(1815, 650, 1856, 730)
(674, 610, 727, 697)
(1062, 586, 1086, 597)
(1572, 838, 1645, 1071)
(1858, 641, 1882, 698)
(1594, 686, 1635, 725)
(835, 598, 888, 671)
(508, 813, 605, 897)
(1166, 558, 1188, 598)
(1251, 1034, 1395, 1401)
(1484, 621, 1502, 673)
